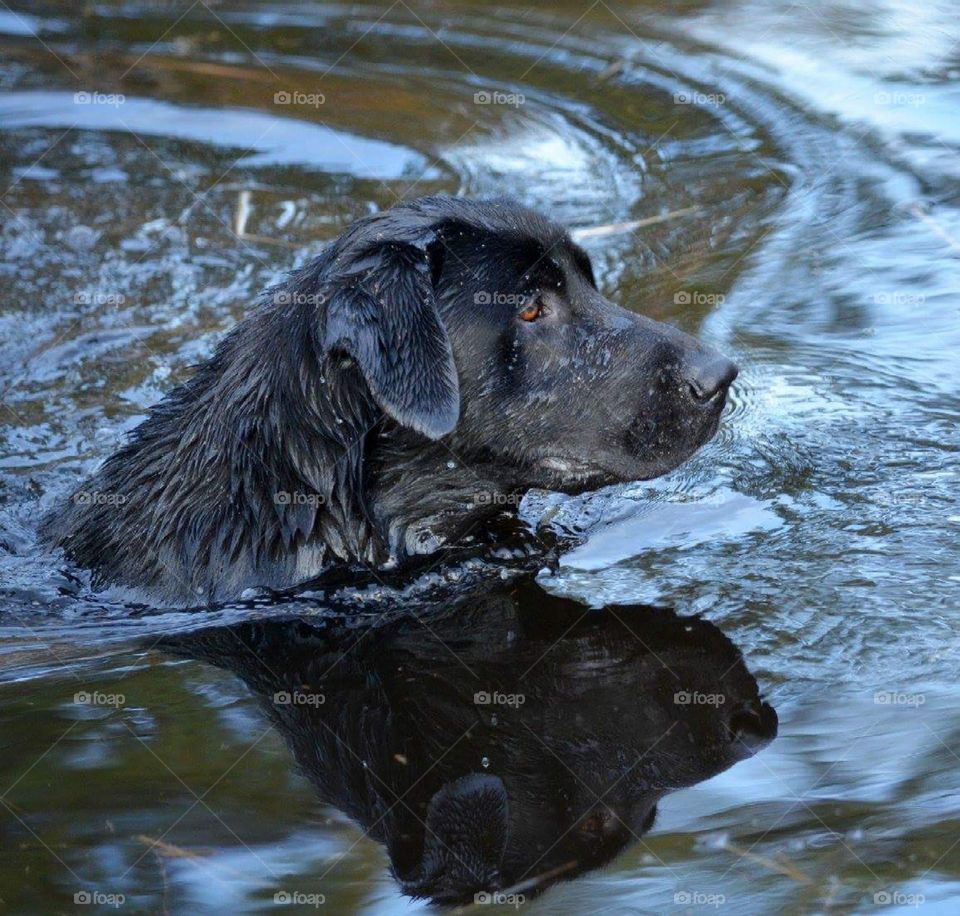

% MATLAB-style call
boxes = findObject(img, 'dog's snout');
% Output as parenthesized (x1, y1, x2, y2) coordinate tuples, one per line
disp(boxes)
(728, 701, 778, 756)
(684, 354, 739, 403)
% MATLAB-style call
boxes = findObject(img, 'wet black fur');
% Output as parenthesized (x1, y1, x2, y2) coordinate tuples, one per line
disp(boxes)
(160, 577, 777, 903)
(42, 196, 734, 606)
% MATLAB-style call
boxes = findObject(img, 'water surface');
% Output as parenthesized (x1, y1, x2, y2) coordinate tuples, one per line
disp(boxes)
(1, 1, 958, 912)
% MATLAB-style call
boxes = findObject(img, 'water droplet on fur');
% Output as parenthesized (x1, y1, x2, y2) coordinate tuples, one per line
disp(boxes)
(490, 714, 498, 726)
(481, 756, 490, 768)
(335, 416, 344, 424)
(446, 460, 456, 469)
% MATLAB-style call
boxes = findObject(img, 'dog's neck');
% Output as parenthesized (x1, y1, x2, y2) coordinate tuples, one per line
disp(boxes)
(51, 309, 531, 604)
(365, 434, 523, 564)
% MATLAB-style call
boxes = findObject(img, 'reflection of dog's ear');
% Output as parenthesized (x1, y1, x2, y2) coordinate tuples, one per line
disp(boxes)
(399, 773, 509, 900)
(642, 802, 658, 833)
(318, 226, 459, 440)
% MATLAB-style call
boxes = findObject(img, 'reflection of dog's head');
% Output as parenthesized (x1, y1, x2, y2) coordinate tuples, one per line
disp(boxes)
(45, 197, 737, 605)
(161, 580, 777, 903)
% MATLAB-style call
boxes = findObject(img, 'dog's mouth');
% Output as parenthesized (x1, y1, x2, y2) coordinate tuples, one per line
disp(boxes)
(537, 456, 603, 476)
(534, 400, 728, 493)
(533, 453, 662, 491)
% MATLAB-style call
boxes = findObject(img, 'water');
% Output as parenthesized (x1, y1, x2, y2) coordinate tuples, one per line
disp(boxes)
(1, 0, 958, 912)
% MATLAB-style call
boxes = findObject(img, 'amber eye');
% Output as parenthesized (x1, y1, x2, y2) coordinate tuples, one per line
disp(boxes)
(518, 298, 543, 322)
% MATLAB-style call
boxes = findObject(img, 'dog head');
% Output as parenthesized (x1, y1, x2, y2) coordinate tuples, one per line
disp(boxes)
(311, 196, 737, 497)
(157, 581, 777, 903)
(46, 196, 739, 603)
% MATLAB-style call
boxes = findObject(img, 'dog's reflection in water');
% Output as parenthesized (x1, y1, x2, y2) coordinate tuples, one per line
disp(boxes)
(160, 579, 777, 904)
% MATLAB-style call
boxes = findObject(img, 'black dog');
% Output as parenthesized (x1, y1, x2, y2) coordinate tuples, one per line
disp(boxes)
(43, 196, 737, 605)
(160, 579, 777, 903)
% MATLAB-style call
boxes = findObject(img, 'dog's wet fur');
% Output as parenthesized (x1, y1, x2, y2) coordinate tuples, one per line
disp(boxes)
(43, 196, 738, 605)
(160, 578, 777, 903)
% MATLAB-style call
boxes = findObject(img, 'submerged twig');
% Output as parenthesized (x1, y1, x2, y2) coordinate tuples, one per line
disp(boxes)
(906, 202, 960, 255)
(231, 196, 698, 251)
(719, 839, 815, 885)
(570, 206, 701, 241)
(233, 189, 252, 238)
(596, 58, 627, 82)
(136, 835, 209, 860)
(233, 190, 302, 249)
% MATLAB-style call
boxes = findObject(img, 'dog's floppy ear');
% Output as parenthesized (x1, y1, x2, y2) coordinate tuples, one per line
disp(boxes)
(398, 773, 509, 900)
(319, 228, 458, 440)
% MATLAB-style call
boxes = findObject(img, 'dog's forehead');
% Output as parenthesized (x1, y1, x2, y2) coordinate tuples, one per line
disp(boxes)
(461, 199, 573, 256)
(344, 196, 590, 282)
(412, 195, 571, 250)
(476, 201, 594, 282)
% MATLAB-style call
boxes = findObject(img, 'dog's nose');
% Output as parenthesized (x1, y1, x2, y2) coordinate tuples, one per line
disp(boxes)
(684, 354, 739, 402)
(728, 701, 778, 756)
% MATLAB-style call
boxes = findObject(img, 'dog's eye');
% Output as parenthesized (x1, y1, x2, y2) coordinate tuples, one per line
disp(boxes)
(518, 297, 545, 322)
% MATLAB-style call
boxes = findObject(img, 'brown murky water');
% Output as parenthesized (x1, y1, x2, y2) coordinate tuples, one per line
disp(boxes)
(1, 1, 959, 912)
